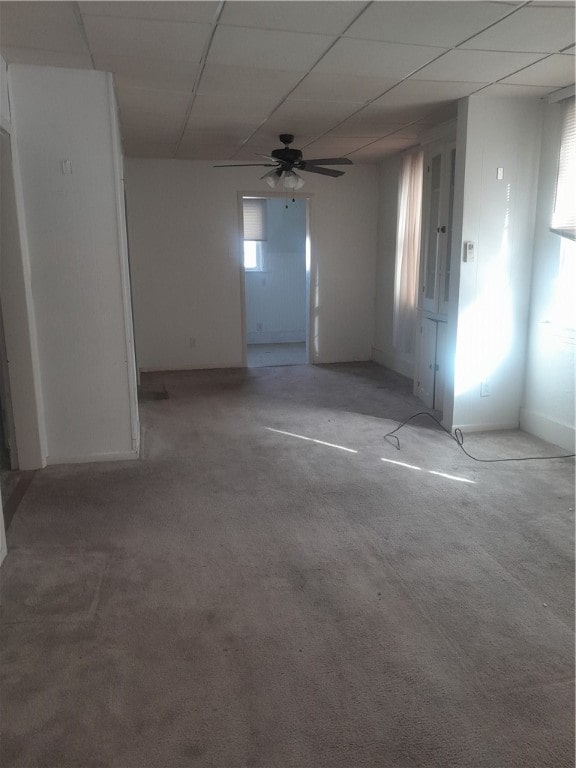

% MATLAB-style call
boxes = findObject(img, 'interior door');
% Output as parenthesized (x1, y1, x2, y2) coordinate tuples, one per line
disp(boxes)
(439, 145, 456, 316)
(420, 148, 443, 313)
(415, 317, 437, 408)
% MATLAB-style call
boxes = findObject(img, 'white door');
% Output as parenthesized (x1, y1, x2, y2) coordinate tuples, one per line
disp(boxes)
(415, 317, 437, 408)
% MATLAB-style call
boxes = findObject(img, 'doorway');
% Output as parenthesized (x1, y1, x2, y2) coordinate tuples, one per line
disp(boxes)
(241, 195, 310, 368)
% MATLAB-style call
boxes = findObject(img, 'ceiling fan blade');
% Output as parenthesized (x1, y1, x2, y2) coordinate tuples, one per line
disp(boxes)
(301, 165, 345, 178)
(302, 157, 353, 166)
(213, 163, 276, 168)
(255, 153, 279, 162)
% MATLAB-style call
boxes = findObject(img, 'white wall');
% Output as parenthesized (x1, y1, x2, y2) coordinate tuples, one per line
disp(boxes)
(125, 160, 378, 370)
(373, 154, 411, 375)
(0, 59, 48, 470)
(446, 96, 543, 432)
(246, 197, 307, 345)
(520, 100, 575, 452)
(0, 55, 9, 130)
(8, 65, 138, 464)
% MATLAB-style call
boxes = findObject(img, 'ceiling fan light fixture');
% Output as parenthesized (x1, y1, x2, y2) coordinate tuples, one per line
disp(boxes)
(283, 171, 305, 190)
(265, 174, 279, 189)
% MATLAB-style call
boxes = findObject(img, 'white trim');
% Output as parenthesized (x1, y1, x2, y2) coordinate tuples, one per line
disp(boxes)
(139, 363, 245, 373)
(238, 191, 313, 367)
(46, 450, 140, 466)
(451, 420, 520, 433)
(3, 72, 48, 469)
(548, 85, 575, 103)
(520, 408, 575, 453)
(107, 74, 140, 456)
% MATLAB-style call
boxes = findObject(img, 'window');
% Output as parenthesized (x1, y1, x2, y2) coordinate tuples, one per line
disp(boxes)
(550, 97, 575, 240)
(243, 197, 266, 270)
(243, 240, 264, 271)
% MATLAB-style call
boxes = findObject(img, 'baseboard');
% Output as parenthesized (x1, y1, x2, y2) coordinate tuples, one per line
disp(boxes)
(520, 408, 575, 452)
(371, 346, 414, 379)
(139, 362, 245, 372)
(451, 421, 520, 434)
(247, 332, 306, 344)
(46, 449, 140, 466)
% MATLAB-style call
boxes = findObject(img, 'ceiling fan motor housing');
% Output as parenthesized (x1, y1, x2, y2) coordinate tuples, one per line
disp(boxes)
(271, 147, 303, 166)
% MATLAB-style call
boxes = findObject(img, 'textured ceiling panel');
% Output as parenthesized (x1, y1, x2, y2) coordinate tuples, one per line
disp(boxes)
(83, 15, 212, 62)
(0, 1, 88, 53)
(460, 6, 576, 54)
(220, 1, 367, 35)
(0, 0, 573, 161)
(344, 1, 515, 47)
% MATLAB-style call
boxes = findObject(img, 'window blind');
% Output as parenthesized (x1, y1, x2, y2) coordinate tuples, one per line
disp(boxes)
(551, 97, 575, 240)
(243, 198, 267, 241)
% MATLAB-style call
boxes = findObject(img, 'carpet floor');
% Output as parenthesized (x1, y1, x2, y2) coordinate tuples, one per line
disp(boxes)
(1, 362, 574, 768)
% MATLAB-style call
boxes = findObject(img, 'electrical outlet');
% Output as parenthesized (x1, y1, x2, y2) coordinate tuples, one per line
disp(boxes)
(480, 380, 490, 397)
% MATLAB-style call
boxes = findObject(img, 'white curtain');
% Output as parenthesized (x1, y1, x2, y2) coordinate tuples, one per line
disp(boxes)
(393, 151, 423, 355)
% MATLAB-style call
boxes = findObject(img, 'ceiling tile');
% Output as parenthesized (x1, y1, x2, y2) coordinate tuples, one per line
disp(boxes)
(121, 112, 183, 144)
(330, 105, 418, 137)
(0, 1, 88, 53)
(206, 25, 336, 71)
(345, 1, 513, 48)
(314, 38, 446, 79)
(349, 136, 418, 160)
(198, 63, 303, 97)
(475, 83, 556, 99)
(371, 79, 487, 115)
(461, 6, 575, 54)
(219, 1, 367, 35)
(93, 54, 199, 91)
(184, 113, 264, 135)
(0, 47, 93, 70)
(412, 49, 544, 83)
(83, 15, 212, 62)
(176, 136, 238, 160)
(500, 54, 576, 87)
(183, 129, 261, 146)
(115, 85, 191, 117)
(301, 137, 378, 155)
(79, 2, 219, 24)
(332, 102, 436, 134)
(329, 118, 407, 138)
(289, 73, 399, 103)
(190, 93, 279, 123)
(122, 140, 177, 159)
(263, 98, 364, 135)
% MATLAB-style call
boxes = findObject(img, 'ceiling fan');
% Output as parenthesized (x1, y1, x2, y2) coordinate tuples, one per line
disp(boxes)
(213, 133, 352, 189)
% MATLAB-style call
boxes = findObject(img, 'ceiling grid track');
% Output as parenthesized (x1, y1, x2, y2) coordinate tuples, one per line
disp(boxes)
(229, 1, 375, 159)
(173, 1, 226, 158)
(301, 0, 536, 156)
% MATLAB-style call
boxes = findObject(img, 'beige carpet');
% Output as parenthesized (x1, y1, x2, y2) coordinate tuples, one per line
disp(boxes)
(1, 363, 574, 768)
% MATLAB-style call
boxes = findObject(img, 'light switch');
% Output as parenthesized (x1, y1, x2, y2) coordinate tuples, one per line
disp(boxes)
(61, 159, 72, 175)
(497, 167, 504, 180)
(463, 241, 475, 262)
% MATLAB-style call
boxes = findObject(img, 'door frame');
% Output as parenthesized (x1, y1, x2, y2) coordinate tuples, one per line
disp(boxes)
(237, 191, 313, 367)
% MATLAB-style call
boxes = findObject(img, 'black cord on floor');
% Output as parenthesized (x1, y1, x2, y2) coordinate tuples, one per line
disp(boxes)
(384, 411, 576, 463)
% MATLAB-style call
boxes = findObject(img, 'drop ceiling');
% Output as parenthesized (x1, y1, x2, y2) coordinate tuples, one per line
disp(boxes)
(0, 1, 574, 162)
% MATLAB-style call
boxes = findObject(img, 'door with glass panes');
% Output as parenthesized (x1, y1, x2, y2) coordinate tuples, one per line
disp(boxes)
(419, 141, 456, 316)
(415, 139, 456, 413)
